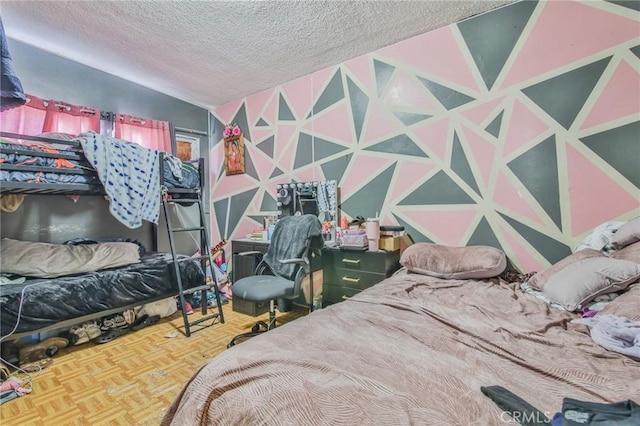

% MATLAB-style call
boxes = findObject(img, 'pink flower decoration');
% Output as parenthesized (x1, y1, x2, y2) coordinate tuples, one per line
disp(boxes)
(232, 126, 241, 136)
(223, 127, 231, 138)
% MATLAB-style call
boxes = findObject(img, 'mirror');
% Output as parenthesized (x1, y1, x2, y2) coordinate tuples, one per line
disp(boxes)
(276, 180, 338, 245)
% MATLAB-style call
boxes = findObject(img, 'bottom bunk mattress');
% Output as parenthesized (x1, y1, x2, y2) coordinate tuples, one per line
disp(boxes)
(0, 252, 205, 336)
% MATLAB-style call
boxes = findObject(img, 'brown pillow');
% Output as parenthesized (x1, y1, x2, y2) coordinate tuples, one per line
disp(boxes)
(612, 241, 640, 264)
(400, 243, 506, 280)
(612, 217, 640, 249)
(542, 257, 640, 311)
(527, 249, 604, 290)
(598, 283, 640, 321)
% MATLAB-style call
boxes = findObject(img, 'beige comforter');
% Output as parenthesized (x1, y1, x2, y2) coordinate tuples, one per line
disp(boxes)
(163, 270, 639, 425)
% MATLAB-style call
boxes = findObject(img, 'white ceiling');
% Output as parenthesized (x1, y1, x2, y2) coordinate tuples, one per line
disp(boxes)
(2, 0, 512, 110)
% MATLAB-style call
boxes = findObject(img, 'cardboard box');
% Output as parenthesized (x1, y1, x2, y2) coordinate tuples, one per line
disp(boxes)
(379, 236, 401, 252)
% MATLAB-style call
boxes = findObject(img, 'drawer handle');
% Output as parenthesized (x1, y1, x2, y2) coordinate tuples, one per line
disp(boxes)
(342, 258, 360, 265)
(342, 276, 360, 283)
(342, 295, 351, 300)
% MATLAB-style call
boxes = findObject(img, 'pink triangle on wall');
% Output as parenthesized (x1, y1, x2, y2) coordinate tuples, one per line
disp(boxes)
(412, 117, 450, 162)
(294, 165, 323, 183)
(246, 89, 275, 127)
(381, 69, 440, 111)
(252, 129, 274, 145)
(377, 26, 479, 92)
(459, 97, 504, 127)
(493, 170, 544, 225)
(251, 147, 275, 181)
(341, 154, 393, 196)
(282, 74, 313, 121)
(303, 102, 354, 144)
(212, 174, 257, 199)
(360, 101, 403, 144)
(582, 60, 640, 130)
(275, 124, 298, 160)
(504, 99, 549, 157)
(500, 226, 546, 273)
(403, 209, 479, 246)
(459, 125, 496, 187)
(344, 55, 374, 92)
(389, 160, 436, 203)
(502, 1, 639, 89)
(215, 100, 244, 124)
(262, 92, 278, 124)
(233, 218, 261, 241)
(566, 143, 640, 237)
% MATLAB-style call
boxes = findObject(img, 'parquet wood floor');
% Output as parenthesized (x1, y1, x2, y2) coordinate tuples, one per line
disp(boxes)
(0, 302, 307, 426)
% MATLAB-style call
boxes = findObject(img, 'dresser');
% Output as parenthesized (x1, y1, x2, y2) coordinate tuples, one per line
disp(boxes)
(322, 248, 401, 306)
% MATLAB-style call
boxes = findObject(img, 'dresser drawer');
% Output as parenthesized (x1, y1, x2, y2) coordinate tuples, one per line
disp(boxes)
(325, 249, 399, 275)
(323, 284, 362, 304)
(324, 267, 386, 290)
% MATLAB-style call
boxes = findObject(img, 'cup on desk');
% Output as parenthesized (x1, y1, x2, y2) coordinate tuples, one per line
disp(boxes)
(366, 218, 380, 251)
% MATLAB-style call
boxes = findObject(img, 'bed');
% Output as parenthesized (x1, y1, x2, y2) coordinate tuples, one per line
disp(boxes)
(0, 251, 205, 338)
(0, 130, 214, 340)
(162, 241, 640, 425)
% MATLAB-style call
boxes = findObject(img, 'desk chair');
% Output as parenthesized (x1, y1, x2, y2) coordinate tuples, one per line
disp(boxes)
(228, 214, 323, 348)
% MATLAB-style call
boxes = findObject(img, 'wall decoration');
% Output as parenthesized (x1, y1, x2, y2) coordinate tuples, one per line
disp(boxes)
(223, 123, 245, 175)
(175, 134, 200, 161)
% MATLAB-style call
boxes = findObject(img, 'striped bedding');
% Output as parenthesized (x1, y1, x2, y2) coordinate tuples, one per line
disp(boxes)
(162, 269, 639, 425)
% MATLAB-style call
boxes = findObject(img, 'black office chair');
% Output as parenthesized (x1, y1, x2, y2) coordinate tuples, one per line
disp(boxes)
(227, 214, 324, 348)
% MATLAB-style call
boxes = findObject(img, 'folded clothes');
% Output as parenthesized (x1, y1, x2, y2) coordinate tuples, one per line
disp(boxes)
(556, 398, 640, 426)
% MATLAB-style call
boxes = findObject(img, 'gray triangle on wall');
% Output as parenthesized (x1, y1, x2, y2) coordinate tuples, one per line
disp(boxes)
(320, 153, 353, 185)
(607, 0, 640, 11)
(227, 188, 259, 237)
(499, 213, 572, 265)
(580, 121, 640, 188)
(313, 135, 349, 162)
(231, 103, 251, 143)
(256, 135, 274, 158)
(485, 110, 504, 138)
(341, 163, 396, 220)
(364, 134, 428, 157)
(399, 170, 476, 205)
(347, 76, 369, 143)
(278, 93, 296, 121)
(374, 59, 395, 98)
(256, 117, 269, 127)
(458, 0, 538, 91)
(522, 57, 611, 130)
(213, 198, 229, 239)
(393, 112, 432, 126)
(632, 45, 640, 59)
(507, 135, 562, 229)
(310, 69, 345, 117)
(417, 77, 475, 110)
(451, 131, 481, 196)
(294, 133, 314, 169)
(270, 167, 284, 178)
(211, 114, 226, 146)
(260, 191, 278, 211)
(243, 150, 259, 181)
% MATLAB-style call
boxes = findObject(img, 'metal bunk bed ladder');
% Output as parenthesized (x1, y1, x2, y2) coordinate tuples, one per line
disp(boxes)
(160, 158, 225, 337)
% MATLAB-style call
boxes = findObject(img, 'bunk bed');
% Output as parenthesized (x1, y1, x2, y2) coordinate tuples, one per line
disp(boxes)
(0, 131, 223, 340)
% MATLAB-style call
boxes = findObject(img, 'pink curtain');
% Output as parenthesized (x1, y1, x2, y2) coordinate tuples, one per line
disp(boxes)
(0, 94, 100, 139)
(0, 94, 48, 137)
(42, 101, 100, 134)
(114, 114, 171, 152)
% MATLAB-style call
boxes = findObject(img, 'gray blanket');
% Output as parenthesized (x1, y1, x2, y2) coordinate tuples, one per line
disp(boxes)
(264, 214, 323, 281)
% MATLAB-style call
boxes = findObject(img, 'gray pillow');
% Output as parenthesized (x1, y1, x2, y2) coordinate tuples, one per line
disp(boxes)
(527, 249, 604, 291)
(542, 257, 640, 311)
(612, 217, 640, 249)
(400, 243, 506, 280)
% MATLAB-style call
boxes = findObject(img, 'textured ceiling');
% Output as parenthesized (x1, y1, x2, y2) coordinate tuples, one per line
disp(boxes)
(2, 0, 512, 110)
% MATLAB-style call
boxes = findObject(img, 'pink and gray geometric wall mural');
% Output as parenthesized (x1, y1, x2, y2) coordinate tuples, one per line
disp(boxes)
(210, 0, 640, 273)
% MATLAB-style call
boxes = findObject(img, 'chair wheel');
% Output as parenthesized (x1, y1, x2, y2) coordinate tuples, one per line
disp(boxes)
(251, 324, 261, 333)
